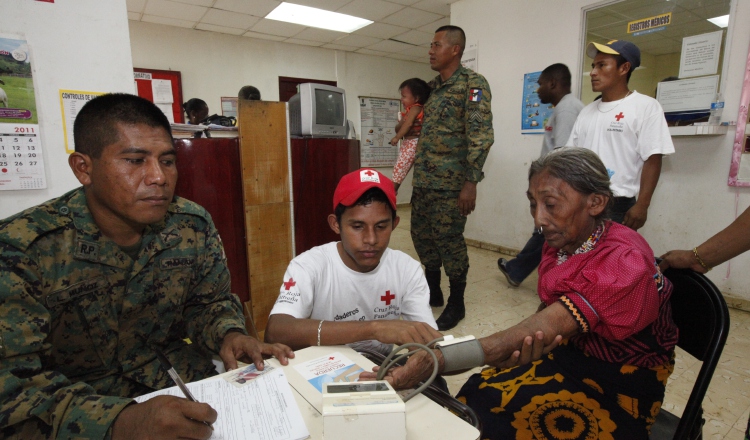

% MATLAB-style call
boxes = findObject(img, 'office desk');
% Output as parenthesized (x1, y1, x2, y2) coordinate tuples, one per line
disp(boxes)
(267, 346, 480, 440)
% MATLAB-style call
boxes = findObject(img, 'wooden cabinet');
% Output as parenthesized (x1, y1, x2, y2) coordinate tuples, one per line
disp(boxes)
(291, 138, 360, 254)
(173, 137, 250, 304)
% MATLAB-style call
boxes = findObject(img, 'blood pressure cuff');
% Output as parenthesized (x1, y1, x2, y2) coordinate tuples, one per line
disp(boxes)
(436, 337, 485, 373)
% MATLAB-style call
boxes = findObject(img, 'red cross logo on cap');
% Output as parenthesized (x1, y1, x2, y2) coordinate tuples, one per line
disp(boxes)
(364, 170, 374, 176)
(283, 278, 296, 290)
(360, 169, 380, 183)
(615, 112, 625, 121)
(381, 290, 395, 305)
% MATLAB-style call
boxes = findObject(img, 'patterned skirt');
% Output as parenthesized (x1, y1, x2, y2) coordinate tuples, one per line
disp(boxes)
(456, 343, 674, 440)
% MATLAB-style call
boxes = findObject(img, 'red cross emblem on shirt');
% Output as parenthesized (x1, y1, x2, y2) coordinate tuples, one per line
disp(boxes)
(381, 290, 395, 305)
(364, 170, 375, 176)
(283, 278, 296, 290)
(615, 112, 625, 121)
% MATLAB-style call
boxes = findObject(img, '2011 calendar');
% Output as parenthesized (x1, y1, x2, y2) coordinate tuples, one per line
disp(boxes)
(0, 123, 46, 190)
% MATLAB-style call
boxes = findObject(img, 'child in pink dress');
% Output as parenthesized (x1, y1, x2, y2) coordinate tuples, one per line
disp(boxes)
(390, 78, 431, 192)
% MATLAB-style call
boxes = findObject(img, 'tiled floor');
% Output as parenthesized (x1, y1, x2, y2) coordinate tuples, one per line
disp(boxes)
(391, 206, 750, 440)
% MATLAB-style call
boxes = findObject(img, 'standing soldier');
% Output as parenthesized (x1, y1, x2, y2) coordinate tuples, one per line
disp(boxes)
(412, 25, 494, 331)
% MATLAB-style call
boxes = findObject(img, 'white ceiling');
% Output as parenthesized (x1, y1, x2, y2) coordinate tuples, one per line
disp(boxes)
(126, 0, 461, 63)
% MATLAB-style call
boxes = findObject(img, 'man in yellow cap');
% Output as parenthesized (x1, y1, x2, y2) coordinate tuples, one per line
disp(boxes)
(566, 39, 674, 230)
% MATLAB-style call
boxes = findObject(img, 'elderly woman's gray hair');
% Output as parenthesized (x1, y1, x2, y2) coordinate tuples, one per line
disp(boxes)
(529, 147, 614, 217)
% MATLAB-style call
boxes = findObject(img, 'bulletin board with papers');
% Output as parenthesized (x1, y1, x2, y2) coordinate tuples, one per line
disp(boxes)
(133, 68, 184, 124)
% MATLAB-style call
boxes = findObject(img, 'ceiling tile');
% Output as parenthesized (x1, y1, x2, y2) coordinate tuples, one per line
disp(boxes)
(355, 48, 390, 56)
(127, 0, 146, 13)
(213, 0, 281, 17)
(293, 27, 348, 43)
(291, 0, 352, 11)
(411, 0, 451, 16)
(387, 52, 417, 61)
(128, 11, 142, 20)
(366, 39, 414, 53)
(144, 0, 208, 22)
(381, 7, 442, 28)
(250, 18, 306, 37)
(141, 13, 197, 28)
(202, 8, 259, 29)
(391, 29, 432, 46)
(385, 0, 421, 5)
(196, 23, 247, 35)
(418, 16, 448, 33)
(172, 0, 214, 6)
(284, 38, 325, 47)
(354, 22, 409, 39)
(242, 31, 288, 41)
(399, 45, 429, 58)
(336, 0, 405, 21)
(330, 33, 382, 47)
(322, 43, 360, 51)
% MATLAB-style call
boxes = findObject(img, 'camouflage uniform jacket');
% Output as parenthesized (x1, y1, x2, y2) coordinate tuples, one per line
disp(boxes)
(0, 187, 247, 439)
(413, 66, 494, 190)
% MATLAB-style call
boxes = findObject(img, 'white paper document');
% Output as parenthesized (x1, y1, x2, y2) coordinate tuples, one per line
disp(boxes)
(152, 79, 174, 103)
(135, 368, 309, 440)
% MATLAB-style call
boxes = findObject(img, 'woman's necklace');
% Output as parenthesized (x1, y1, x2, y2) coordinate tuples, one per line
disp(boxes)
(557, 223, 606, 265)
(596, 90, 634, 113)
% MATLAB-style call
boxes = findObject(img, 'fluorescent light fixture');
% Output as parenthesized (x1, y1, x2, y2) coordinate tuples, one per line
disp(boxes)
(266, 2, 373, 33)
(707, 15, 729, 28)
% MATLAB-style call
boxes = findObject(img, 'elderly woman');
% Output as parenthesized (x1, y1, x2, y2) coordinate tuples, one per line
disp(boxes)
(364, 147, 677, 439)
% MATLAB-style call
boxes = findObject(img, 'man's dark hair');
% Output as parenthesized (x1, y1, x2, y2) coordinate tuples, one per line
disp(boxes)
(614, 55, 634, 82)
(238, 85, 261, 100)
(399, 78, 431, 105)
(182, 98, 207, 116)
(541, 63, 572, 89)
(334, 188, 396, 225)
(435, 25, 466, 53)
(73, 93, 172, 159)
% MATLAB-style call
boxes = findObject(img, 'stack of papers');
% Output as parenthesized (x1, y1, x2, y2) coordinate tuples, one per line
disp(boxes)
(135, 368, 309, 440)
(171, 123, 208, 133)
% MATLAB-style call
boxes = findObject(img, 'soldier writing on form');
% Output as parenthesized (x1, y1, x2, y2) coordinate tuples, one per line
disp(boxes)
(0, 94, 293, 439)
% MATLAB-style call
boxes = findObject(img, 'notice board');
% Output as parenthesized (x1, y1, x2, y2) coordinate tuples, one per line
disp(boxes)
(133, 68, 184, 124)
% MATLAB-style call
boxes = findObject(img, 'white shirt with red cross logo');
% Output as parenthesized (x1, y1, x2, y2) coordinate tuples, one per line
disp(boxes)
(270, 242, 437, 354)
(566, 91, 674, 198)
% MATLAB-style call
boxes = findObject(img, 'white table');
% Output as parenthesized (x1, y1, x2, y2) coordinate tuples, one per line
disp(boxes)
(266, 346, 480, 440)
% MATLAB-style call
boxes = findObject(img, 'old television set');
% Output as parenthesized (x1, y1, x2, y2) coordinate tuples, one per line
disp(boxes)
(289, 83, 347, 138)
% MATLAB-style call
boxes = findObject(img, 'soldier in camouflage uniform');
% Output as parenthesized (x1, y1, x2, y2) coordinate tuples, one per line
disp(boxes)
(0, 94, 293, 439)
(412, 25, 494, 331)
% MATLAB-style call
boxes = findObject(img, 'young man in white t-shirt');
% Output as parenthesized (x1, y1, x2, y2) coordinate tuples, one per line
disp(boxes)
(566, 39, 674, 230)
(265, 169, 441, 355)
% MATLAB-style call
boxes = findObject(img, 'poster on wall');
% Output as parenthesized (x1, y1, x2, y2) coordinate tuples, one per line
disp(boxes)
(679, 30, 723, 79)
(60, 90, 105, 153)
(0, 35, 37, 124)
(0, 35, 46, 191)
(359, 96, 400, 167)
(461, 43, 478, 71)
(521, 71, 554, 134)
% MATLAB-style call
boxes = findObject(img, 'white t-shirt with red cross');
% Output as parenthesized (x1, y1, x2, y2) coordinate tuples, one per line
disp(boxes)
(269, 242, 437, 354)
(566, 91, 675, 198)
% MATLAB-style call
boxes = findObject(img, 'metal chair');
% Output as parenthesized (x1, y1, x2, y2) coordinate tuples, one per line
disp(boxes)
(357, 348, 483, 434)
(650, 268, 730, 440)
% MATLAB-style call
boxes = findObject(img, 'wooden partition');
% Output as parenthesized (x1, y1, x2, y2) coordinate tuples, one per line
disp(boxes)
(237, 100, 294, 337)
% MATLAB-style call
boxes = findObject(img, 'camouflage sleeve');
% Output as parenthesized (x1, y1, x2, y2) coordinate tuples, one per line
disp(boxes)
(183, 215, 247, 354)
(465, 74, 494, 183)
(0, 243, 132, 439)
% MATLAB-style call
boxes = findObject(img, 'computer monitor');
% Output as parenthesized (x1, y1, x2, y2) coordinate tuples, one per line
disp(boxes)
(289, 83, 347, 138)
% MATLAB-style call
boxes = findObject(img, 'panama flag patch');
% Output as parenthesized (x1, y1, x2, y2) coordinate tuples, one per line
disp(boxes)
(469, 88, 483, 102)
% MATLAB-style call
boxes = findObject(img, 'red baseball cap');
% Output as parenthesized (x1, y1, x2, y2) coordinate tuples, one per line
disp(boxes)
(333, 169, 397, 211)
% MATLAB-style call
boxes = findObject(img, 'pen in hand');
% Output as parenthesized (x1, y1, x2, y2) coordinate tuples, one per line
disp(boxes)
(154, 348, 214, 430)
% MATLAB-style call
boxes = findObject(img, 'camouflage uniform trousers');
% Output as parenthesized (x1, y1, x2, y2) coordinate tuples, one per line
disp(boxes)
(410, 187, 468, 283)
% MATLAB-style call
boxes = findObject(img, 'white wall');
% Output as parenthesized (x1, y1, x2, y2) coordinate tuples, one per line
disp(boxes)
(128, 21, 433, 204)
(0, 0, 134, 220)
(453, 0, 750, 301)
